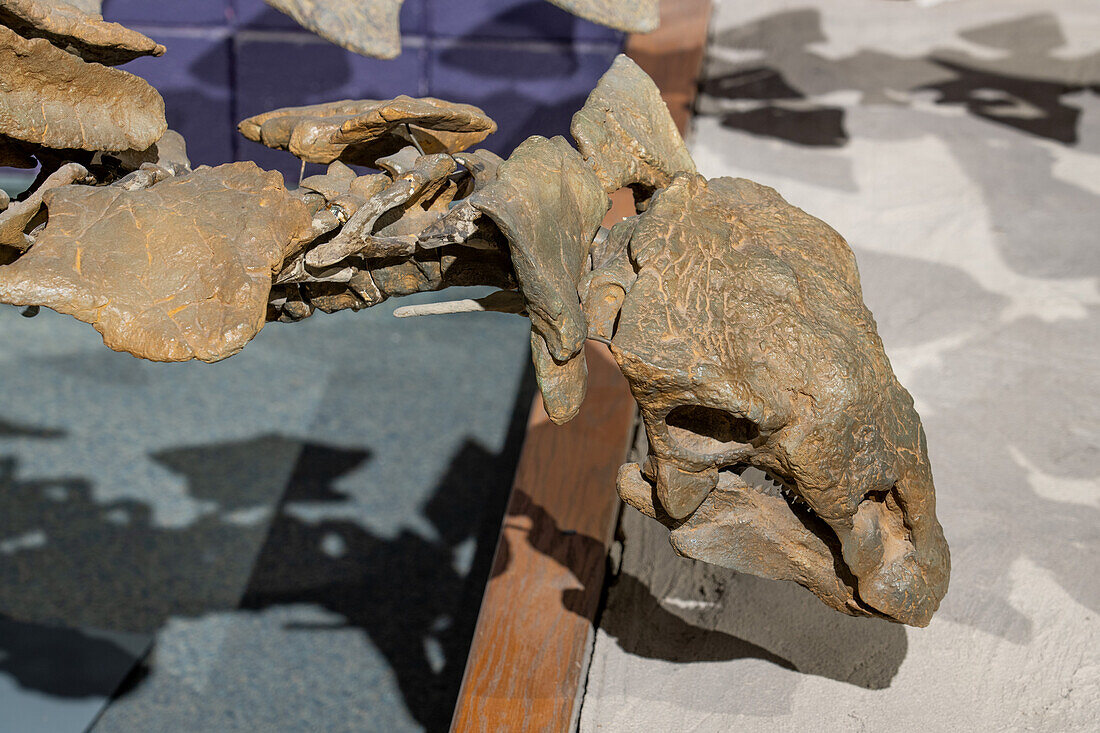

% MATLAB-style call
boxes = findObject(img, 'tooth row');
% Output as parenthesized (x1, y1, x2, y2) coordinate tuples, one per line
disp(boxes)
(737, 466, 809, 508)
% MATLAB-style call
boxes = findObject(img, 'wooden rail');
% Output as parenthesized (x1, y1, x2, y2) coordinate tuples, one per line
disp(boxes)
(450, 342, 636, 732)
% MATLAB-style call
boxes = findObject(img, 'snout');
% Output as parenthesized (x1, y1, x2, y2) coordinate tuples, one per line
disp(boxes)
(836, 486, 950, 626)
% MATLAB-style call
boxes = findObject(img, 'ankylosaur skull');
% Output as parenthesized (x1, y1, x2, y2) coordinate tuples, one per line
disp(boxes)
(610, 173, 950, 626)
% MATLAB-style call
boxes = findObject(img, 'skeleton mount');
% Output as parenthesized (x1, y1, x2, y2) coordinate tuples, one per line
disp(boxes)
(0, 2, 949, 626)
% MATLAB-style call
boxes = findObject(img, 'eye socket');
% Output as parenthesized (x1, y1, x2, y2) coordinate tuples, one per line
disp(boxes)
(665, 405, 760, 454)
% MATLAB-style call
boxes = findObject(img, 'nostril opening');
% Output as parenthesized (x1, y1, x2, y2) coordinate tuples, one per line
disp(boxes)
(863, 487, 892, 504)
(859, 484, 912, 545)
(665, 405, 759, 453)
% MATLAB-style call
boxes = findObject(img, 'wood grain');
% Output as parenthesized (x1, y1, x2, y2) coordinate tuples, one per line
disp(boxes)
(451, 2, 712, 729)
(450, 343, 636, 732)
(626, 0, 713, 133)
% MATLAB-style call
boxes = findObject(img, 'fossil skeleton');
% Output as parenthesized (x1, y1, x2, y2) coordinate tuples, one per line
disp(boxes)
(0, 4, 949, 626)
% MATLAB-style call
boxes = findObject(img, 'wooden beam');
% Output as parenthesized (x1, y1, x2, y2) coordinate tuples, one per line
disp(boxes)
(626, 0, 714, 134)
(451, 2, 712, 729)
(450, 343, 636, 732)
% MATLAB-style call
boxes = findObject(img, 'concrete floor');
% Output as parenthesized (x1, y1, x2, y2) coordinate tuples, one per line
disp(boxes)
(581, 1, 1100, 730)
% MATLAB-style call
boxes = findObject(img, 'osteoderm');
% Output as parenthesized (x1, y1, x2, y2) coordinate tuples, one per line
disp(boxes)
(0, 1, 949, 627)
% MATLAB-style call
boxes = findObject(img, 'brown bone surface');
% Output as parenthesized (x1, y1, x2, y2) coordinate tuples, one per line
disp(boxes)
(237, 96, 497, 166)
(571, 54, 697, 194)
(546, 0, 658, 34)
(262, 0, 404, 60)
(0, 163, 311, 362)
(617, 470, 866, 616)
(265, 150, 516, 323)
(0, 0, 165, 64)
(307, 152, 457, 265)
(259, 0, 655, 59)
(611, 174, 949, 626)
(0, 24, 167, 152)
(471, 135, 609, 424)
(0, 161, 89, 250)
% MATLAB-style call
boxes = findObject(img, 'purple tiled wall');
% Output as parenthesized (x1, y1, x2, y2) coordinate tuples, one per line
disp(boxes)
(102, 0, 625, 181)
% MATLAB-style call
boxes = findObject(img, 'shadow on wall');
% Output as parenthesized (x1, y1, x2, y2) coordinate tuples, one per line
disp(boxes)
(701, 9, 1098, 146)
(0, 436, 320, 633)
(593, 574, 798, 667)
(433, 2, 621, 158)
(437, 2, 585, 80)
(108, 0, 624, 181)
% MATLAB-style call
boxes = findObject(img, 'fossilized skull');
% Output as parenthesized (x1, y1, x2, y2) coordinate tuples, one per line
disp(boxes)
(609, 173, 950, 626)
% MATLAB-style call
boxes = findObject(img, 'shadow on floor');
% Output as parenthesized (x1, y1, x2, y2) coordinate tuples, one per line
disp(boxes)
(702, 9, 1096, 146)
(109, 362, 537, 731)
(0, 617, 146, 700)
